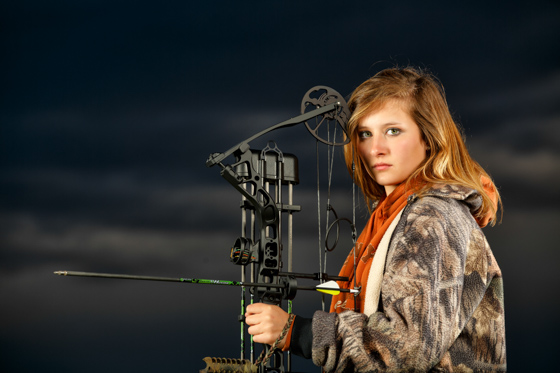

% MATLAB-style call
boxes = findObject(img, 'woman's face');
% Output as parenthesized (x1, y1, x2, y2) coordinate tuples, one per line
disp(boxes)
(357, 100, 427, 195)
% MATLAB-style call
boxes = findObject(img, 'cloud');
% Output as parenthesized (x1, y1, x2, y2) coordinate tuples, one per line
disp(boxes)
(454, 71, 560, 204)
(462, 71, 560, 119)
(468, 116, 560, 192)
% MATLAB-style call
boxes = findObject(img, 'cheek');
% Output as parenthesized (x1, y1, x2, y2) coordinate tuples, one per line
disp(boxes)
(356, 142, 369, 159)
(398, 140, 427, 166)
(411, 142, 428, 166)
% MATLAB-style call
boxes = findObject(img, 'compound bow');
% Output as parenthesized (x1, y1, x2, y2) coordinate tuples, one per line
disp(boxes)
(55, 86, 359, 373)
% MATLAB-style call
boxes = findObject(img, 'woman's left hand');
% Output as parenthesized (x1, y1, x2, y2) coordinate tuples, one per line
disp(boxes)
(245, 303, 290, 347)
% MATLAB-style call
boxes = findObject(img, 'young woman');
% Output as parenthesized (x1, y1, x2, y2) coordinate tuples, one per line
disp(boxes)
(246, 67, 506, 372)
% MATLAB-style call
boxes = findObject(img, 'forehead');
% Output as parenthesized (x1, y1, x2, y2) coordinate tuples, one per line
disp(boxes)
(358, 99, 414, 127)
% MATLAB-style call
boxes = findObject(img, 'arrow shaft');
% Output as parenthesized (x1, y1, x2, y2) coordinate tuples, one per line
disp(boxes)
(55, 271, 284, 289)
(55, 270, 186, 283)
(54, 270, 358, 294)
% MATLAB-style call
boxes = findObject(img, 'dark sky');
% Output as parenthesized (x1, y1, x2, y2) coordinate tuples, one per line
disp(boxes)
(1, 1, 560, 372)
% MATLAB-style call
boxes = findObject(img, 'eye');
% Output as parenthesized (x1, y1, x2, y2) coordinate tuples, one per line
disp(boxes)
(386, 128, 400, 136)
(358, 130, 372, 139)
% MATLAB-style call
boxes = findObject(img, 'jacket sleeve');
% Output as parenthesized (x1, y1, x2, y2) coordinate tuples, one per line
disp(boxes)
(311, 197, 476, 372)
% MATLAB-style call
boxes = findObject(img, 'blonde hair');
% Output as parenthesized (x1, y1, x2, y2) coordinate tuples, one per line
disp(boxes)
(344, 67, 501, 225)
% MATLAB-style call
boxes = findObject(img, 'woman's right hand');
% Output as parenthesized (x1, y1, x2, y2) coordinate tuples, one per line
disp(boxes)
(245, 303, 290, 348)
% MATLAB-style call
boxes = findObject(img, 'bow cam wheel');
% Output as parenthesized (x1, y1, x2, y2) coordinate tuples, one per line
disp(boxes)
(300, 86, 350, 146)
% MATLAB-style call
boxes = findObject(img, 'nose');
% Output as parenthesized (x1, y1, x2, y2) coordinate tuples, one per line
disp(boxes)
(369, 133, 388, 157)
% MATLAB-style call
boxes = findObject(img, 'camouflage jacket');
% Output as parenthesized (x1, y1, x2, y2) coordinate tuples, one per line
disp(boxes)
(311, 184, 506, 372)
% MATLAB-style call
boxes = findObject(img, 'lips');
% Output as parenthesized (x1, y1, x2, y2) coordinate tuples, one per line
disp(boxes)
(373, 163, 391, 170)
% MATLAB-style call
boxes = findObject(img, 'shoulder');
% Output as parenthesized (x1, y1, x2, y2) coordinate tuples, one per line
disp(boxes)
(402, 183, 481, 228)
(388, 184, 483, 264)
(384, 185, 489, 289)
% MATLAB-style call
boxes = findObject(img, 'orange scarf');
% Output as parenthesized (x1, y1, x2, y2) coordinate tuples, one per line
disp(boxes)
(330, 180, 420, 313)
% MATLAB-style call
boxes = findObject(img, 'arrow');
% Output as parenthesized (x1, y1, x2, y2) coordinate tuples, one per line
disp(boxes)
(53, 271, 359, 295)
(316, 280, 359, 296)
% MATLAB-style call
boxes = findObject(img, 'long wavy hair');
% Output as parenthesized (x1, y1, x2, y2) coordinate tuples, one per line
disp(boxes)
(344, 67, 501, 225)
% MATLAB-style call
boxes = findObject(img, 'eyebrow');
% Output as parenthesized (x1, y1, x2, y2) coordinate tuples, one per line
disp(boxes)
(358, 121, 403, 129)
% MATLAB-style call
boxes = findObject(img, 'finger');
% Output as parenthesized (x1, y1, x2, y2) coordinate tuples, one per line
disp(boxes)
(244, 313, 260, 326)
(247, 324, 260, 337)
(245, 302, 266, 316)
(247, 324, 273, 343)
(248, 326, 273, 345)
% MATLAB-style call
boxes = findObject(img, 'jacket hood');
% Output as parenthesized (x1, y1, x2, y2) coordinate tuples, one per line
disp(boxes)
(419, 183, 483, 212)
(410, 180, 497, 228)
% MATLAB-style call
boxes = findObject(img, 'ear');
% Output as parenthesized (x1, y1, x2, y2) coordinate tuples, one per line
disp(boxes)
(423, 137, 433, 152)
(420, 133, 430, 152)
